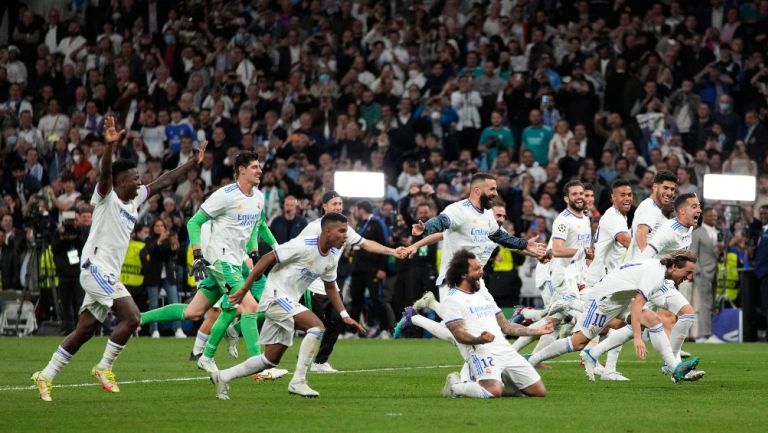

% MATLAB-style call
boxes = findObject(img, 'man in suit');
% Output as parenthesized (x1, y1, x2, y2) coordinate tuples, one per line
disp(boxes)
(744, 110, 768, 161)
(691, 207, 721, 341)
(754, 204, 768, 340)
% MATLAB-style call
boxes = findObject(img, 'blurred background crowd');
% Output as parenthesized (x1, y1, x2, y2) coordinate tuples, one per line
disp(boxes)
(1, 0, 768, 340)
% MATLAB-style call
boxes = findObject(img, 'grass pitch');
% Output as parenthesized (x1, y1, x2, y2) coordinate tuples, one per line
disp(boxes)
(1, 337, 767, 433)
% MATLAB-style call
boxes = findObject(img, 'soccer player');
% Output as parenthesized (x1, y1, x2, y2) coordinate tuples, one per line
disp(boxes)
(394, 186, 545, 341)
(210, 213, 366, 399)
(625, 170, 678, 262)
(526, 250, 702, 383)
(403, 174, 545, 315)
(441, 250, 552, 398)
(140, 151, 266, 373)
(510, 180, 593, 354)
(581, 179, 633, 380)
(587, 193, 703, 379)
(301, 191, 399, 373)
(32, 116, 206, 401)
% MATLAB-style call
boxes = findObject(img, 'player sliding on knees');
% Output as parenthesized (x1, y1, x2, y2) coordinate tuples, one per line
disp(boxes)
(441, 250, 553, 398)
(525, 250, 702, 383)
(32, 116, 207, 401)
(210, 213, 366, 400)
(392, 173, 546, 338)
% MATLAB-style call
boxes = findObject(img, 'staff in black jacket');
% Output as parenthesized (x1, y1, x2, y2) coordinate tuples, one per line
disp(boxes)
(142, 218, 184, 338)
(51, 207, 91, 333)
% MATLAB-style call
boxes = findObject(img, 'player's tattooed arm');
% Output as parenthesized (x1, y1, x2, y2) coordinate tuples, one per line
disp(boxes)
(496, 313, 554, 337)
(488, 227, 528, 250)
(412, 213, 451, 237)
(446, 320, 495, 345)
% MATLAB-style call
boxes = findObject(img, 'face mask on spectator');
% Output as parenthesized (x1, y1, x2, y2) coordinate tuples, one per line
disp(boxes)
(73, 154, 82, 163)
(408, 70, 419, 79)
(719, 103, 730, 112)
(164, 34, 176, 45)
(7, 136, 17, 145)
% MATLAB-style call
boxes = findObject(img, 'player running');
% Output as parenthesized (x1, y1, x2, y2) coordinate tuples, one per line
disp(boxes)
(32, 116, 206, 401)
(210, 213, 366, 399)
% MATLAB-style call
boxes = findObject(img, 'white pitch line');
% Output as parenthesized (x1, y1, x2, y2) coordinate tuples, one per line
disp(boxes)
(0, 359, 668, 393)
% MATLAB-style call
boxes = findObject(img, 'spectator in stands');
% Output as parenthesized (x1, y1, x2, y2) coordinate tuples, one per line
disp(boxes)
(269, 195, 307, 244)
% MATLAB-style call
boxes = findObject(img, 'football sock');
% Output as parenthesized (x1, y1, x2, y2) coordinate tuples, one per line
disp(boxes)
(670, 313, 696, 363)
(649, 324, 678, 369)
(292, 327, 324, 383)
(532, 331, 556, 354)
(528, 336, 574, 366)
(522, 308, 545, 321)
(427, 298, 444, 318)
(452, 382, 494, 398)
(412, 315, 454, 341)
(97, 340, 124, 370)
(511, 336, 533, 352)
(604, 345, 622, 373)
(219, 354, 274, 383)
(590, 325, 632, 358)
(203, 308, 237, 358)
(140, 304, 187, 324)
(41, 346, 72, 381)
(240, 313, 262, 356)
(192, 331, 209, 356)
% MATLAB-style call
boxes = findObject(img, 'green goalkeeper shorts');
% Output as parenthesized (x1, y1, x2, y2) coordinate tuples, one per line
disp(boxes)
(199, 260, 266, 308)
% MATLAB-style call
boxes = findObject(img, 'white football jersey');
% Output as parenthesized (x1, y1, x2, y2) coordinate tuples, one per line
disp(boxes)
(261, 235, 340, 305)
(442, 288, 510, 351)
(585, 206, 630, 285)
(548, 209, 592, 276)
(436, 199, 499, 285)
(81, 184, 150, 275)
(581, 260, 666, 306)
(299, 218, 364, 295)
(200, 183, 265, 265)
(626, 197, 667, 261)
(642, 218, 693, 258)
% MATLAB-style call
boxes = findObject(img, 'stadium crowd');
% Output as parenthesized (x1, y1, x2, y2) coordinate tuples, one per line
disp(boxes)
(1, 0, 768, 340)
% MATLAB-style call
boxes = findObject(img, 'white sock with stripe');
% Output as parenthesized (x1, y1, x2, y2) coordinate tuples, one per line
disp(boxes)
(452, 382, 494, 398)
(648, 324, 678, 369)
(670, 313, 696, 363)
(97, 340, 124, 370)
(292, 327, 324, 384)
(511, 317, 551, 352)
(528, 336, 574, 366)
(220, 354, 275, 383)
(532, 331, 557, 354)
(192, 331, 209, 356)
(427, 298, 444, 318)
(42, 346, 72, 381)
(590, 325, 633, 359)
(412, 315, 454, 341)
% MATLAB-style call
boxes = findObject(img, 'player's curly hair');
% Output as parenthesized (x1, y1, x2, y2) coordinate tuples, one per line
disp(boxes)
(445, 249, 476, 288)
(660, 249, 697, 268)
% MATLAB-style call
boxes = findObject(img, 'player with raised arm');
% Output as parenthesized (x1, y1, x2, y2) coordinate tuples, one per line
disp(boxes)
(32, 116, 206, 401)
(587, 193, 704, 380)
(440, 250, 552, 398)
(140, 151, 268, 374)
(298, 191, 399, 373)
(525, 250, 702, 383)
(210, 213, 366, 399)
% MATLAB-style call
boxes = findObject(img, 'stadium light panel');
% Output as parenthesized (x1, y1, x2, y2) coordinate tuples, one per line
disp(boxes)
(334, 171, 385, 198)
(702, 174, 756, 202)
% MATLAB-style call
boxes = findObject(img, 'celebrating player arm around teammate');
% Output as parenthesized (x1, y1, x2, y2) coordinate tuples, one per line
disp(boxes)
(32, 115, 207, 401)
(526, 250, 702, 383)
(210, 213, 366, 400)
(441, 250, 553, 399)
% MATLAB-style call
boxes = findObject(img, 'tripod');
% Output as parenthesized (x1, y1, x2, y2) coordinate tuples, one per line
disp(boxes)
(19, 234, 63, 335)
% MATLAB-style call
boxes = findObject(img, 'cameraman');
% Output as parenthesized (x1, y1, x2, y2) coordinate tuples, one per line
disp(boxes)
(51, 205, 91, 333)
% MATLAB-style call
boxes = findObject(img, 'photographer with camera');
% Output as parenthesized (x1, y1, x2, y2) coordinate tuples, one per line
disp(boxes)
(51, 206, 92, 333)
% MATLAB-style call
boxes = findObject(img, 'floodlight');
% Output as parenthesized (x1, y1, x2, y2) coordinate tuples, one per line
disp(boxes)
(334, 171, 385, 198)
(702, 174, 756, 202)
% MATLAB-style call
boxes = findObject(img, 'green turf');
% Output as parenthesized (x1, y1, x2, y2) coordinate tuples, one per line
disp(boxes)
(1, 337, 767, 433)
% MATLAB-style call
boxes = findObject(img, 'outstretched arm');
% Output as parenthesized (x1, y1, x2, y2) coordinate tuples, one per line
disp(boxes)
(147, 141, 208, 197)
(412, 213, 451, 236)
(98, 115, 125, 196)
(359, 239, 396, 256)
(496, 313, 554, 337)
